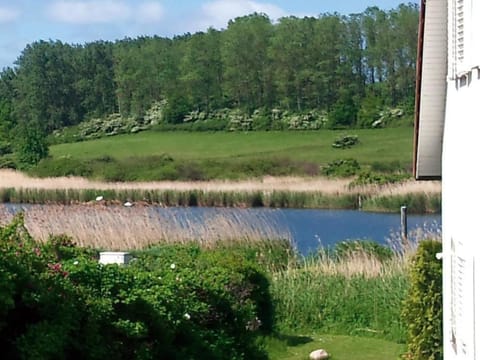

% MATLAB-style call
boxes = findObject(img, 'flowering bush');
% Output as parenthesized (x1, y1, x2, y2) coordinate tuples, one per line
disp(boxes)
(0, 215, 270, 359)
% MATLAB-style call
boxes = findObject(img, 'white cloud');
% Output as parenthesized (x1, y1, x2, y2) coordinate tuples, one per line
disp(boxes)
(48, 1, 165, 25)
(137, 2, 164, 23)
(0, 7, 20, 23)
(48, 1, 131, 24)
(199, 0, 287, 29)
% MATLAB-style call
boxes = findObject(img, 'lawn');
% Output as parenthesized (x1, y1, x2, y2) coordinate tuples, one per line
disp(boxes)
(49, 128, 413, 166)
(264, 333, 405, 360)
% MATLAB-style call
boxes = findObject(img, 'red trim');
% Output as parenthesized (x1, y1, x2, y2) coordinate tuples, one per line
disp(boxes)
(413, 0, 426, 179)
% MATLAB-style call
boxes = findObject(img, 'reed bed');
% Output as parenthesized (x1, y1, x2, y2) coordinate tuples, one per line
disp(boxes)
(270, 224, 441, 340)
(0, 169, 440, 195)
(0, 169, 441, 212)
(0, 204, 291, 251)
(271, 250, 409, 340)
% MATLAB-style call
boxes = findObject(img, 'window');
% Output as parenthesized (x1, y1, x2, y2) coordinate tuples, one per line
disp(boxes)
(450, 237, 476, 358)
(451, 0, 476, 77)
(455, 0, 465, 66)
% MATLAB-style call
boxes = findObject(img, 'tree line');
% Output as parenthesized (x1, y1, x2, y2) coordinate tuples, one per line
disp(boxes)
(0, 4, 418, 163)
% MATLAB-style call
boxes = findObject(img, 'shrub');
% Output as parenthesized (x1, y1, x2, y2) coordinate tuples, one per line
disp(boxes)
(402, 240, 442, 360)
(0, 140, 12, 155)
(0, 218, 270, 359)
(0, 154, 16, 169)
(134, 244, 275, 335)
(350, 171, 410, 187)
(370, 160, 405, 174)
(16, 124, 49, 168)
(331, 134, 359, 149)
(322, 159, 360, 177)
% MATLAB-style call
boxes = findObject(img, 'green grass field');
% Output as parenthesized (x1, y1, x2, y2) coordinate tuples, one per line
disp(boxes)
(50, 128, 413, 166)
(38, 128, 415, 181)
(264, 333, 405, 360)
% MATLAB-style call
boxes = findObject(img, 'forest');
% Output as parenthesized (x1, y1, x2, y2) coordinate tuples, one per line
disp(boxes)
(0, 4, 418, 165)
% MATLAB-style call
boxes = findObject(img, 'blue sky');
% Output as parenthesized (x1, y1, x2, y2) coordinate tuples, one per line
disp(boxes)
(0, 0, 409, 69)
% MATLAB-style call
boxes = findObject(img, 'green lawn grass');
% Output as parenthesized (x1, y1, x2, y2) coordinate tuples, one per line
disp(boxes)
(264, 333, 405, 360)
(50, 128, 413, 166)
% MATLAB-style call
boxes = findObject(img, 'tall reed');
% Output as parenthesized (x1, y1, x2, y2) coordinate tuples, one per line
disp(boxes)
(0, 186, 440, 212)
(270, 251, 408, 342)
(0, 204, 292, 251)
(270, 225, 442, 343)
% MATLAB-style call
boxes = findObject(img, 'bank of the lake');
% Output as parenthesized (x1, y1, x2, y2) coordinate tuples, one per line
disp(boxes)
(0, 170, 441, 213)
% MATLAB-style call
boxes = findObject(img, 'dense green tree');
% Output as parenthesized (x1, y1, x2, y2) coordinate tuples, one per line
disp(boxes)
(13, 40, 81, 132)
(15, 122, 49, 167)
(389, 3, 419, 108)
(328, 87, 359, 128)
(2, 3, 419, 134)
(180, 28, 224, 112)
(0, 68, 16, 146)
(222, 13, 274, 111)
(114, 36, 179, 118)
(311, 14, 348, 110)
(73, 41, 117, 118)
(270, 16, 317, 111)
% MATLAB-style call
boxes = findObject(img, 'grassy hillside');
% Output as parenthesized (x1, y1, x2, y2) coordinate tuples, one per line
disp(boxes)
(50, 128, 413, 165)
(33, 128, 415, 182)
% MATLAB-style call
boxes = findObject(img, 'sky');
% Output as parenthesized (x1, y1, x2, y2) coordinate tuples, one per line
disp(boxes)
(0, 0, 409, 69)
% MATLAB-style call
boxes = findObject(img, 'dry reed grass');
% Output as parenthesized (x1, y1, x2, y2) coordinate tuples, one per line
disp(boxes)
(278, 221, 442, 279)
(0, 169, 441, 196)
(0, 204, 291, 251)
(301, 252, 405, 278)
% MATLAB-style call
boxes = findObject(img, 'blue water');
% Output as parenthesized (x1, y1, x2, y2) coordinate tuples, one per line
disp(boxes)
(274, 208, 441, 255)
(4, 204, 441, 256)
(148, 207, 440, 255)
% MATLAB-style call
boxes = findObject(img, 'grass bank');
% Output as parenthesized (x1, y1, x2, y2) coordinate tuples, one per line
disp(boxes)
(48, 128, 413, 164)
(33, 128, 414, 181)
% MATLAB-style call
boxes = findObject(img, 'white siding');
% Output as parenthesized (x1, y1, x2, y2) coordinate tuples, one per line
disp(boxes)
(472, 0, 480, 66)
(416, 0, 448, 179)
(443, 64, 480, 359)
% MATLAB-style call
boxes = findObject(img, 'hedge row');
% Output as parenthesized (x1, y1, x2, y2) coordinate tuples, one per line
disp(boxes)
(0, 214, 271, 359)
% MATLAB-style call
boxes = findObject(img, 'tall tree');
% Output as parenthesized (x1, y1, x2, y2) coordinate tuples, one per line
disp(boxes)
(222, 13, 274, 111)
(0, 68, 16, 145)
(13, 40, 80, 132)
(114, 36, 178, 118)
(270, 16, 317, 111)
(312, 13, 347, 110)
(180, 28, 224, 112)
(73, 41, 117, 118)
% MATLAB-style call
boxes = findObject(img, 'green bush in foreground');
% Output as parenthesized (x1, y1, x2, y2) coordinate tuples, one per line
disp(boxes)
(0, 215, 270, 359)
(402, 240, 442, 360)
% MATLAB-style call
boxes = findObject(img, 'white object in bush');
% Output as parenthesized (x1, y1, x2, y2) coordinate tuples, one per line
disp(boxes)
(99, 252, 132, 265)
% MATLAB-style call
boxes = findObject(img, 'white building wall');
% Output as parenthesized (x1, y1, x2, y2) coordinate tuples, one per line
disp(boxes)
(416, 0, 448, 179)
(443, 63, 480, 360)
(443, 1, 480, 357)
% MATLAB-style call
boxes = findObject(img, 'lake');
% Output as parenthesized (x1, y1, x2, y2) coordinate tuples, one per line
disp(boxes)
(149, 207, 441, 255)
(3, 204, 441, 256)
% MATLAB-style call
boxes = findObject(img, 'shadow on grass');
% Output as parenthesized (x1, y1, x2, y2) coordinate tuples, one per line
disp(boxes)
(273, 333, 313, 347)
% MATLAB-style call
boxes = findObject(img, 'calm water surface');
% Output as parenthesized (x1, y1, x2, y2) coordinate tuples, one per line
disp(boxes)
(149, 207, 441, 255)
(5, 204, 441, 256)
